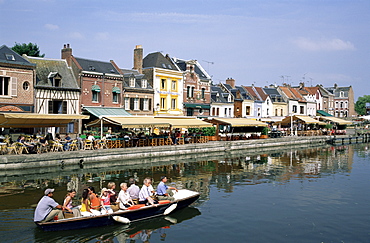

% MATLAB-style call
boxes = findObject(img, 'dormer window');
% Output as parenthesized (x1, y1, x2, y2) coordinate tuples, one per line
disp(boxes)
(89, 66, 95, 71)
(228, 95, 231, 102)
(129, 77, 135, 87)
(48, 72, 62, 87)
(141, 79, 147, 88)
(5, 54, 15, 61)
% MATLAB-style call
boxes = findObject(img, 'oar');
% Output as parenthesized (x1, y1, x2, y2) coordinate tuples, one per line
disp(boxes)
(113, 216, 130, 224)
(163, 203, 177, 215)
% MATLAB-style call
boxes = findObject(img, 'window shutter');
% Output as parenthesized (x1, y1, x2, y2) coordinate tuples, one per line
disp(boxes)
(140, 98, 144, 111)
(11, 77, 17, 96)
(48, 101, 53, 114)
(130, 98, 134, 110)
(148, 99, 152, 111)
(62, 101, 67, 114)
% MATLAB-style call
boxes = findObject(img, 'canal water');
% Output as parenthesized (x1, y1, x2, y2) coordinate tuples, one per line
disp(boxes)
(1, 143, 370, 242)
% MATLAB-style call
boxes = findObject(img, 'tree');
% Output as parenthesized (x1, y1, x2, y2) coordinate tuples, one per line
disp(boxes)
(355, 95, 370, 115)
(11, 42, 45, 57)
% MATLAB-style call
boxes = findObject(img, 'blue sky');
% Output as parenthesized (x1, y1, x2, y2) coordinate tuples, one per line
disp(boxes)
(1, 0, 369, 99)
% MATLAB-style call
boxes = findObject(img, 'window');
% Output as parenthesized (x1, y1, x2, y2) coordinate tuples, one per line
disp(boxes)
(141, 79, 147, 88)
(134, 98, 139, 110)
(0, 77, 10, 96)
(129, 78, 135, 87)
(143, 98, 149, 111)
(171, 80, 176, 91)
(199, 108, 203, 114)
(92, 90, 99, 102)
(187, 86, 190, 98)
(267, 108, 269, 116)
(48, 100, 67, 114)
(229, 108, 232, 117)
(292, 105, 297, 113)
(275, 109, 278, 116)
(216, 108, 219, 116)
(124, 97, 130, 110)
(54, 77, 61, 87)
(160, 97, 166, 109)
(340, 102, 343, 108)
(246, 106, 250, 116)
(280, 109, 283, 116)
(5, 54, 15, 61)
(23, 81, 30, 91)
(112, 92, 118, 103)
(161, 79, 166, 90)
(171, 98, 176, 109)
(300, 106, 304, 114)
(340, 91, 344, 97)
(201, 88, 205, 99)
(191, 87, 194, 98)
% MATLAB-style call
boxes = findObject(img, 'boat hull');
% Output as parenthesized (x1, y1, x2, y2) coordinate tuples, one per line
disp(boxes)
(36, 190, 199, 231)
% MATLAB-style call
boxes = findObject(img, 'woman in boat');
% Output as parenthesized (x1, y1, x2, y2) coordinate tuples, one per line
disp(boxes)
(107, 182, 119, 211)
(117, 183, 134, 209)
(63, 189, 81, 217)
(100, 188, 113, 214)
(88, 186, 102, 215)
(80, 189, 94, 216)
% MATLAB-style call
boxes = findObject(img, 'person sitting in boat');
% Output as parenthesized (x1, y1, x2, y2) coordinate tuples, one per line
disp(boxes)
(156, 176, 178, 201)
(80, 188, 95, 216)
(145, 177, 156, 198)
(63, 189, 81, 217)
(100, 188, 113, 214)
(34, 188, 65, 223)
(106, 182, 119, 211)
(127, 178, 140, 204)
(138, 178, 157, 206)
(88, 186, 102, 215)
(117, 183, 134, 209)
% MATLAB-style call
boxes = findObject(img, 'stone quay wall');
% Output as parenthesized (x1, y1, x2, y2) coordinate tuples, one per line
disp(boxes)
(0, 136, 333, 171)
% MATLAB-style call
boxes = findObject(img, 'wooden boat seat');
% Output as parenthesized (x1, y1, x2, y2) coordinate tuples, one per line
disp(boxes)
(127, 204, 146, 210)
(158, 200, 171, 204)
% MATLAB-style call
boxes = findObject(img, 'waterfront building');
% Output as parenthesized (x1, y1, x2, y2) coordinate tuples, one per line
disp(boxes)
(25, 56, 81, 133)
(142, 50, 184, 116)
(219, 78, 254, 118)
(263, 86, 287, 119)
(210, 85, 234, 117)
(0, 45, 35, 113)
(317, 85, 335, 116)
(173, 58, 211, 117)
(277, 84, 307, 116)
(61, 44, 130, 121)
(325, 84, 356, 117)
(242, 85, 263, 118)
(294, 83, 317, 117)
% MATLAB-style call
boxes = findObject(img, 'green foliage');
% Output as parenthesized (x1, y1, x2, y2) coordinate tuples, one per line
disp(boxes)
(355, 95, 370, 115)
(11, 42, 45, 57)
(325, 123, 333, 129)
(261, 127, 269, 135)
(188, 126, 216, 136)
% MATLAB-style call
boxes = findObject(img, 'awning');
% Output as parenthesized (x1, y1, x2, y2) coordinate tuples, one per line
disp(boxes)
(0, 113, 89, 128)
(207, 118, 268, 127)
(83, 107, 131, 118)
(317, 110, 333, 116)
(275, 116, 326, 125)
(319, 116, 352, 125)
(87, 116, 170, 128)
(184, 103, 211, 109)
(155, 117, 213, 128)
(91, 85, 101, 92)
(112, 87, 121, 94)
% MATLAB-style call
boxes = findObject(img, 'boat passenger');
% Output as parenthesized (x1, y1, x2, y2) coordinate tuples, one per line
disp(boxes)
(63, 189, 81, 217)
(156, 176, 178, 201)
(107, 182, 119, 211)
(87, 186, 102, 215)
(145, 177, 155, 197)
(138, 178, 157, 205)
(100, 188, 113, 214)
(127, 178, 140, 204)
(80, 189, 94, 216)
(117, 183, 134, 209)
(34, 188, 65, 223)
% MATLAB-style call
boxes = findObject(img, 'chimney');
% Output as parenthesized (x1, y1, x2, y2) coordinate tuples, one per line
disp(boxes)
(226, 78, 235, 88)
(61, 43, 72, 67)
(133, 45, 143, 74)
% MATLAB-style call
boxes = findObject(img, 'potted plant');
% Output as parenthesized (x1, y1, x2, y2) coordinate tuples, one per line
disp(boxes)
(260, 127, 269, 139)
(201, 127, 217, 141)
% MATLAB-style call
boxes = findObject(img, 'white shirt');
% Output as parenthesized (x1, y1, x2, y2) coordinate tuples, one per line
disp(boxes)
(117, 190, 132, 209)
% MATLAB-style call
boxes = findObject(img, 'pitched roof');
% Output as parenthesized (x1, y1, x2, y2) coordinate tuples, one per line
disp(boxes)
(243, 86, 261, 101)
(254, 87, 268, 101)
(211, 85, 230, 103)
(174, 59, 210, 80)
(143, 52, 180, 71)
(74, 57, 120, 74)
(26, 56, 79, 89)
(0, 45, 35, 67)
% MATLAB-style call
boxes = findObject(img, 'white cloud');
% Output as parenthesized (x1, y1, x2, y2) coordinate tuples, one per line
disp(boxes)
(293, 37, 355, 51)
(68, 32, 85, 40)
(44, 24, 59, 30)
(95, 32, 109, 41)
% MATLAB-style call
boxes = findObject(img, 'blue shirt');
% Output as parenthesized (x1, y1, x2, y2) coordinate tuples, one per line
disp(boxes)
(34, 196, 59, 222)
(156, 181, 168, 196)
